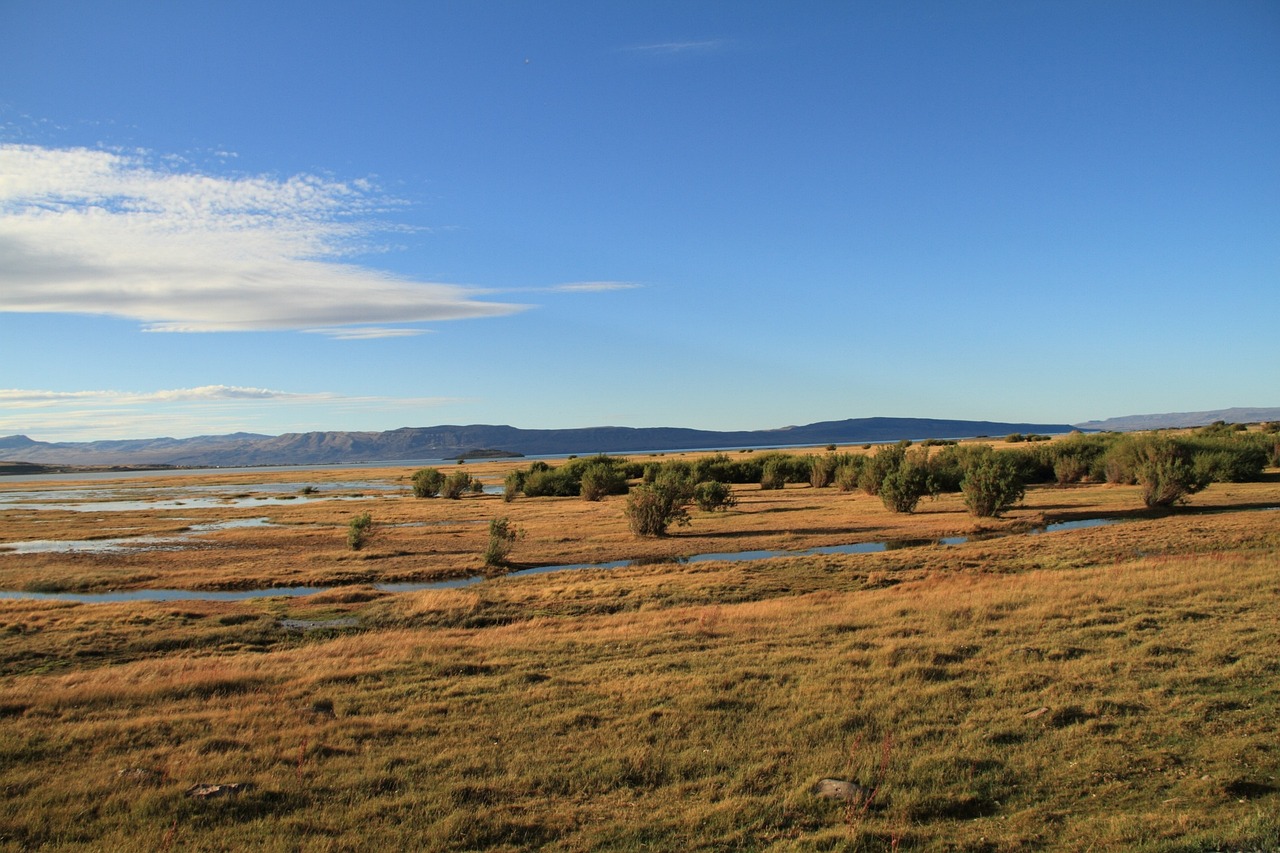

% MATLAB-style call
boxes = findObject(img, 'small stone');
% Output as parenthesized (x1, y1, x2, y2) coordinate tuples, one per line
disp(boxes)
(186, 782, 250, 799)
(813, 778, 872, 803)
(1024, 706, 1050, 719)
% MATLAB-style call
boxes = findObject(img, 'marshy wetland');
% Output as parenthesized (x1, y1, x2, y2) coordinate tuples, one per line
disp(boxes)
(1, 437, 1278, 850)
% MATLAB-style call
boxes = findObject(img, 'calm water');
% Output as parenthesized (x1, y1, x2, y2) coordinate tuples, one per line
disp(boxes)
(0, 517, 1123, 603)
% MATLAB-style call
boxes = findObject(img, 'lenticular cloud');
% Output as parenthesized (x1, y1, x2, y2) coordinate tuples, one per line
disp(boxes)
(0, 144, 525, 333)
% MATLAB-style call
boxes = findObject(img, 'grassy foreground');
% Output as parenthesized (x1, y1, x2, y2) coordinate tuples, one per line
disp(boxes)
(0, 460, 1278, 850)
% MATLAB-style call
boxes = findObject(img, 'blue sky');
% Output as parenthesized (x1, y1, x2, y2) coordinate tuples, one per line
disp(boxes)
(1, 1, 1277, 441)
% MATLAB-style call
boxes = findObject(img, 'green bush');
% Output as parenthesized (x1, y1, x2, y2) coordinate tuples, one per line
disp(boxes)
(860, 442, 908, 496)
(809, 454, 836, 489)
(924, 445, 968, 493)
(502, 470, 523, 502)
(1185, 438, 1267, 483)
(579, 462, 628, 501)
(522, 467, 579, 497)
(624, 478, 693, 537)
(760, 457, 788, 490)
(1114, 435, 1209, 507)
(834, 461, 863, 492)
(960, 448, 1026, 517)
(1052, 454, 1089, 485)
(347, 512, 374, 550)
(879, 457, 931, 513)
(411, 467, 446, 498)
(483, 518, 522, 568)
(692, 453, 754, 484)
(693, 480, 737, 512)
(441, 471, 474, 500)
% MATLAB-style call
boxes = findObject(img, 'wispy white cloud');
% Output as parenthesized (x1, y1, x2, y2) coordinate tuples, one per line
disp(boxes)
(625, 39, 728, 55)
(302, 326, 431, 340)
(0, 385, 320, 406)
(0, 385, 467, 440)
(545, 281, 640, 293)
(0, 144, 528, 333)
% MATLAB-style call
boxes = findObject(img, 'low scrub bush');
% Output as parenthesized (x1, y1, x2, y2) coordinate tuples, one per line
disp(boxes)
(502, 470, 523, 502)
(522, 467, 579, 497)
(1105, 435, 1208, 507)
(693, 480, 737, 512)
(441, 471, 474, 500)
(960, 448, 1026, 517)
(411, 467, 446, 498)
(879, 456, 931, 513)
(626, 468, 696, 535)
(483, 518, 522, 568)
(834, 463, 861, 491)
(579, 462, 628, 501)
(860, 442, 908, 497)
(760, 457, 788, 490)
(624, 478, 692, 537)
(347, 513, 374, 550)
(809, 454, 837, 489)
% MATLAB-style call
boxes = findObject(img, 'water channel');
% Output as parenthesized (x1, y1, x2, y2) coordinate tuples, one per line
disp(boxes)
(0, 517, 1121, 604)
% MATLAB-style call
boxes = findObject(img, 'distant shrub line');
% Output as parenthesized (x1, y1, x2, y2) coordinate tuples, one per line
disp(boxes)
(408, 426, 1276, 540)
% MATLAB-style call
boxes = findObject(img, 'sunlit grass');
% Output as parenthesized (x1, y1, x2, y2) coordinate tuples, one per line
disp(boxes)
(0, 457, 1277, 849)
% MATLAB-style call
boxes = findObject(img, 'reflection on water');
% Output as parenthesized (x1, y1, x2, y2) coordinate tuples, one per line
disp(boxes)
(0, 494, 379, 513)
(0, 517, 278, 554)
(0, 536, 187, 555)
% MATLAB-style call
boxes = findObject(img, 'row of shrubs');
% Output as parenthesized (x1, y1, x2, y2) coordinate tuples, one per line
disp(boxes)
(411, 425, 1278, 533)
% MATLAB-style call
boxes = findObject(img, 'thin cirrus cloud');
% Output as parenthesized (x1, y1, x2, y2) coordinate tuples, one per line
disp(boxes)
(0, 385, 465, 439)
(0, 143, 528, 336)
(0, 386, 324, 407)
(545, 281, 640, 293)
(626, 39, 727, 55)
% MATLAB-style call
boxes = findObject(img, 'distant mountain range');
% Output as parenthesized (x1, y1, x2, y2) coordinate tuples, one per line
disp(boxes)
(0, 417, 1077, 469)
(5, 408, 1275, 471)
(1075, 407, 1280, 432)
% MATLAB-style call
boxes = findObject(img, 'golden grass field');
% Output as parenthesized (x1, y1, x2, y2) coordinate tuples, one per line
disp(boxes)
(0, 443, 1277, 851)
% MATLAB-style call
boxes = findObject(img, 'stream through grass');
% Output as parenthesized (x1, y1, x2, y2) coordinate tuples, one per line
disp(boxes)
(0, 517, 1121, 603)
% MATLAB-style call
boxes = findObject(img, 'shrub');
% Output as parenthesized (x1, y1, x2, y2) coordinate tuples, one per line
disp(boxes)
(1053, 454, 1089, 485)
(347, 513, 374, 550)
(693, 480, 737, 512)
(483, 518, 522, 568)
(1185, 438, 1267, 483)
(411, 467, 446, 498)
(624, 481, 691, 537)
(441, 471, 474, 500)
(809, 454, 836, 489)
(579, 461, 629, 501)
(502, 470, 523, 502)
(879, 458, 930, 513)
(1133, 437, 1210, 507)
(924, 445, 968, 493)
(693, 453, 741, 484)
(960, 449, 1026, 517)
(625, 469, 694, 536)
(522, 467, 579, 497)
(860, 442, 908, 496)
(834, 462, 863, 492)
(760, 457, 787, 490)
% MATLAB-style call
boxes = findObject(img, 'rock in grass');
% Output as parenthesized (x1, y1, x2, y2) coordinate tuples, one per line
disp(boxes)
(186, 782, 250, 799)
(813, 778, 872, 803)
